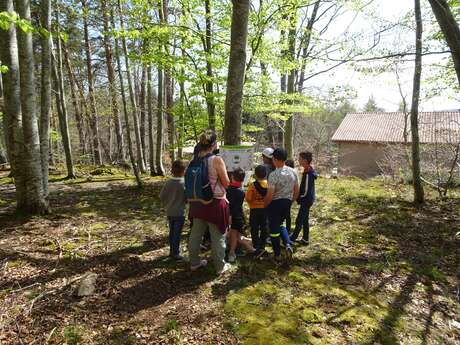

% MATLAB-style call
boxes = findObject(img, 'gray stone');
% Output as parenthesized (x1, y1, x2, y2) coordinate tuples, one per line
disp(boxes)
(77, 272, 98, 297)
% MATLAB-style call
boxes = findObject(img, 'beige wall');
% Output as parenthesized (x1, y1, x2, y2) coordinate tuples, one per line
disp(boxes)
(337, 142, 386, 178)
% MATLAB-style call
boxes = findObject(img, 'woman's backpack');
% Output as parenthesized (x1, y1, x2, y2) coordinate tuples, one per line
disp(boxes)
(185, 153, 214, 204)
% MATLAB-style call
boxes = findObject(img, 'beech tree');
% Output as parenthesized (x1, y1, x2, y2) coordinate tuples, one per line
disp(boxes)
(40, 0, 52, 195)
(224, 0, 250, 145)
(81, 0, 102, 165)
(411, 0, 425, 204)
(0, 0, 49, 213)
(428, 0, 460, 87)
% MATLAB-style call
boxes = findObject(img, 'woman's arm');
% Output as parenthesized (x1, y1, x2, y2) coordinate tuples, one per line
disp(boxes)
(213, 156, 230, 188)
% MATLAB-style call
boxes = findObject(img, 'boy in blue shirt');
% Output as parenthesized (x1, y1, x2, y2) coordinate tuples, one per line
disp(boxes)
(290, 151, 317, 245)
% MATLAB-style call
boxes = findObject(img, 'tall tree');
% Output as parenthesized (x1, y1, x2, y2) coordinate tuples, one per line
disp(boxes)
(139, 66, 148, 167)
(285, 10, 297, 159)
(0, 0, 27, 209)
(204, 0, 216, 130)
(156, 67, 165, 176)
(162, 0, 176, 162)
(53, 4, 75, 178)
(224, 0, 250, 145)
(155, 1, 166, 176)
(147, 66, 156, 176)
(101, 0, 126, 163)
(40, 0, 52, 196)
(117, 0, 146, 173)
(81, 0, 102, 165)
(62, 45, 86, 155)
(111, 7, 142, 187)
(428, 0, 460, 87)
(17, 0, 48, 213)
(411, 0, 425, 204)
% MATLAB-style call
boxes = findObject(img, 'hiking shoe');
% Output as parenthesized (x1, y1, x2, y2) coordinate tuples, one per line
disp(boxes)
(228, 252, 237, 263)
(254, 249, 266, 259)
(299, 238, 310, 246)
(191, 259, 207, 271)
(217, 263, 232, 275)
(171, 254, 184, 261)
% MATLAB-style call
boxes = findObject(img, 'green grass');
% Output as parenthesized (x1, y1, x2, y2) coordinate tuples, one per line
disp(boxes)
(224, 177, 460, 345)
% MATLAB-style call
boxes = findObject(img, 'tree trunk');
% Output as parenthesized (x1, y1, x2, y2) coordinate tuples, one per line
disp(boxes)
(62, 45, 86, 156)
(101, 0, 125, 163)
(53, 7, 75, 179)
(178, 52, 185, 159)
(82, 0, 102, 165)
(156, 67, 165, 176)
(411, 0, 425, 204)
(162, 0, 176, 162)
(111, 7, 142, 188)
(147, 66, 156, 176)
(40, 0, 52, 196)
(17, 0, 48, 213)
(139, 66, 147, 166)
(224, 0, 250, 145)
(285, 15, 296, 159)
(0, 0, 27, 210)
(117, 0, 146, 173)
(156, 67, 166, 176)
(428, 0, 460, 86)
(165, 73, 176, 162)
(205, 0, 216, 130)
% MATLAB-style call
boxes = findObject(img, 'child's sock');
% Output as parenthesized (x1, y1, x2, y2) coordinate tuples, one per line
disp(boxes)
(280, 226, 292, 246)
(270, 236, 281, 256)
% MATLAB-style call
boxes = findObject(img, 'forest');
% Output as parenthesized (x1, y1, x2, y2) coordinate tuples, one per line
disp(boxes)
(0, 0, 460, 344)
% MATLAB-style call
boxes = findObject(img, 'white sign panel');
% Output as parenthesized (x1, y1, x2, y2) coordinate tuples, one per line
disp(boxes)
(219, 146, 254, 172)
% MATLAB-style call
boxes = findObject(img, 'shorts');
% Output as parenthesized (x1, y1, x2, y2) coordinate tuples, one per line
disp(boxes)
(230, 217, 244, 232)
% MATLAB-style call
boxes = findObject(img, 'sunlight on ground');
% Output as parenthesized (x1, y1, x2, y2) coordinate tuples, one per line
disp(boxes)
(0, 174, 459, 344)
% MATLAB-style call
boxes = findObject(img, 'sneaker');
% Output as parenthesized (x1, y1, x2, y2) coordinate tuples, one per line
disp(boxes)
(254, 249, 266, 259)
(299, 238, 310, 246)
(190, 259, 207, 271)
(285, 245, 294, 261)
(217, 263, 232, 275)
(228, 252, 237, 263)
(171, 254, 184, 261)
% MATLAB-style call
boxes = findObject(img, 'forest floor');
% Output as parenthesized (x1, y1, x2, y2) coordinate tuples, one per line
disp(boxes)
(0, 167, 459, 345)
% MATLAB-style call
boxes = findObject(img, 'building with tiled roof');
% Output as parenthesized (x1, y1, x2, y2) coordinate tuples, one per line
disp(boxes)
(332, 112, 460, 177)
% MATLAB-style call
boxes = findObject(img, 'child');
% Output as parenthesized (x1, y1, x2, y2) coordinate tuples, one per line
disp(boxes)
(262, 147, 275, 177)
(284, 159, 295, 234)
(159, 160, 187, 260)
(290, 151, 317, 245)
(227, 168, 255, 262)
(245, 165, 269, 258)
(264, 148, 299, 261)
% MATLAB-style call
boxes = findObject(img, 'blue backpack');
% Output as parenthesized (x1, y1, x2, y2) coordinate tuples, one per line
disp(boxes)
(185, 153, 214, 204)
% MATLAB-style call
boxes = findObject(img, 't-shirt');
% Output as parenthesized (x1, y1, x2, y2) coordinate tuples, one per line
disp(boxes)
(268, 166, 298, 201)
(159, 177, 186, 217)
(227, 183, 245, 221)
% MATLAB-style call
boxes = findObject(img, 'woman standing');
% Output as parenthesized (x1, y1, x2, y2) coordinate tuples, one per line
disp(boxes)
(188, 130, 231, 274)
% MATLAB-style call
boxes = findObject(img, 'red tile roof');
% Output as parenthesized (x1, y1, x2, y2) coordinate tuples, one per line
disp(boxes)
(331, 112, 460, 144)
